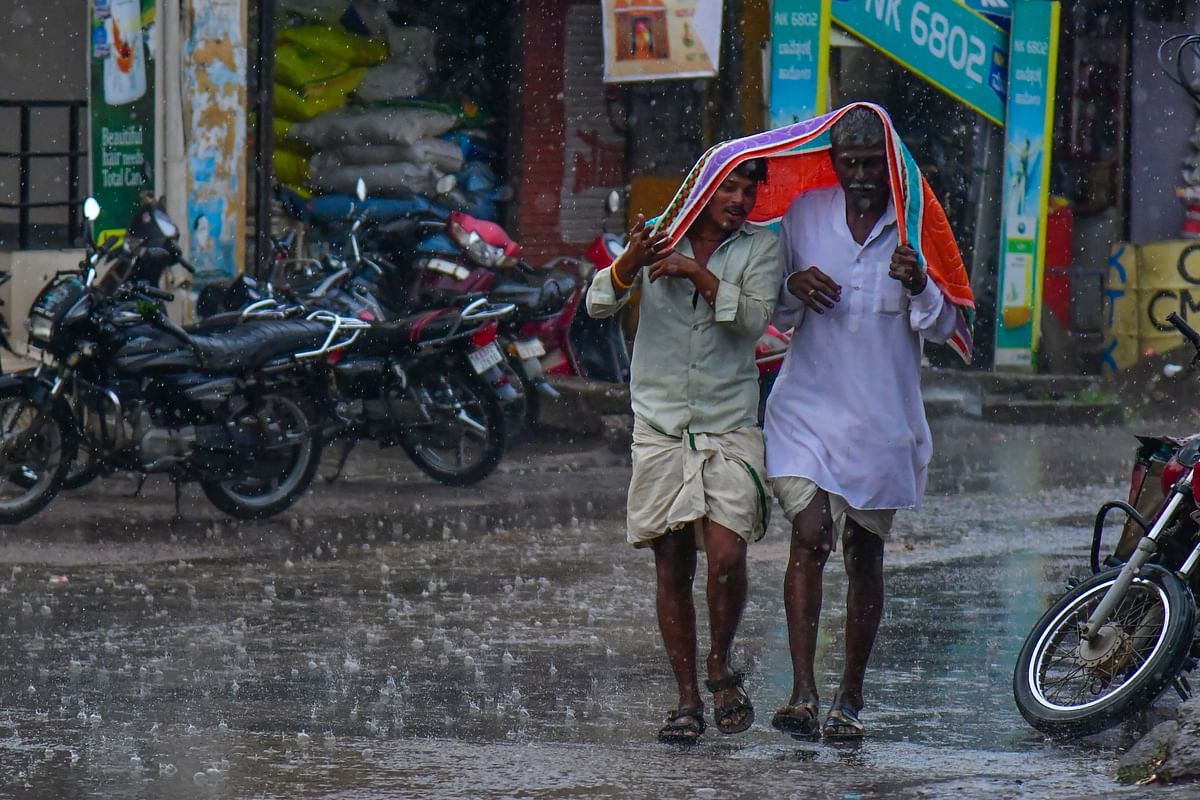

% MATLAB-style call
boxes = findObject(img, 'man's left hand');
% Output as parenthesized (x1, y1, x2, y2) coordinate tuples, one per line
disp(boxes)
(648, 252, 700, 283)
(888, 245, 926, 294)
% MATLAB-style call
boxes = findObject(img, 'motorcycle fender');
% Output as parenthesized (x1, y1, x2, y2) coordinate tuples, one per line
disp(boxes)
(2, 374, 80, 441)
(0, 373, 30, 393)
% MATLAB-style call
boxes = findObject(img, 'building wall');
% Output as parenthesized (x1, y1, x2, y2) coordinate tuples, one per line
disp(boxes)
(516, 0, 628, 264)
(1129, 2, 1200, 244)
(0, 0, 89, 240)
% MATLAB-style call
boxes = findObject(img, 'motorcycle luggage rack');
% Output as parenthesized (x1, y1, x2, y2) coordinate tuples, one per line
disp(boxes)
(296, 310, 370, 360)
(410, 299, 518, 350)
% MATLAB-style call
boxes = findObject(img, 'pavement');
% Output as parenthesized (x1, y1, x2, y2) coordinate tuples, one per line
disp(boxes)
(1, 418, 1196, 799)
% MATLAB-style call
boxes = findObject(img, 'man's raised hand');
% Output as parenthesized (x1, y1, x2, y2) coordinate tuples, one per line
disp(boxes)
(888, 245, 927, 294)
(647, 251, 699, 283)
(787, 267, 841, 314)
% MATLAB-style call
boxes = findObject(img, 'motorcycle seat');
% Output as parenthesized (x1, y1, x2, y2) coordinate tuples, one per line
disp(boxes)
(190, 320, 334, 370)
(489, 271, 576, 317)
(355, 309, 466, 355)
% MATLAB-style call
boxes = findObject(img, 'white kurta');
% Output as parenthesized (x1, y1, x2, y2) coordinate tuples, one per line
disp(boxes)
(764, 186, 959, 511)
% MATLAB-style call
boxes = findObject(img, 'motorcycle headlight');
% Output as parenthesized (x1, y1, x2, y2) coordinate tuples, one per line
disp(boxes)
(448, 220, 517, 268)
(27, 314, 53, 346)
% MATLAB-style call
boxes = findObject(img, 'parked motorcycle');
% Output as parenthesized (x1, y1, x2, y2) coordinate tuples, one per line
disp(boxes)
(1013, 311, 1200, 737)
(200, 182, 519, 486)
(0, 197, 344, 523)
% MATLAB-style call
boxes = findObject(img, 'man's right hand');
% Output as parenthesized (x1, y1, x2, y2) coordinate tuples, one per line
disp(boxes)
(611, 214, 669, 287)
(787, 267, 841, 313)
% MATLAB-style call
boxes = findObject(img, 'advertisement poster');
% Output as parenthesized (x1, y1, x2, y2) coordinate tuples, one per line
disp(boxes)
(88, 0, 157, 244)
(769, 0, 830, 128)
(601, 0, 723, 83)
(186, 0, 247, 281)
(831, 0, 1008, 125)
(994, 0, 1060, 369)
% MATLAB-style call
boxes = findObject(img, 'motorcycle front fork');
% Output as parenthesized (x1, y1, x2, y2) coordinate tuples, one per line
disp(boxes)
(1082, 491, 1183, 641)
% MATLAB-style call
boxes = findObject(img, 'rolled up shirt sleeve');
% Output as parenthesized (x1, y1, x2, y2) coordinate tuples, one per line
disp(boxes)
(585, 266, 636, 320)
(908, 278, 959, 343)
(713, 231, 781, 337)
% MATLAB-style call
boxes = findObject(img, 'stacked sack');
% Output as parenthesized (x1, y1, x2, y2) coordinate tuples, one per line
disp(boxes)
(272, 5, 508, 222)
(272, 24, 388, 194)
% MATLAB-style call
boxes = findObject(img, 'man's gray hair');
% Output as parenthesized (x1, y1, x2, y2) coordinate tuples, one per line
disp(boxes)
(829, 107, 886, 148)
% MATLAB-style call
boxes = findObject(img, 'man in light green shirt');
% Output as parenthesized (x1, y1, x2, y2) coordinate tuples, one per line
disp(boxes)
(586, 159, 780, 744)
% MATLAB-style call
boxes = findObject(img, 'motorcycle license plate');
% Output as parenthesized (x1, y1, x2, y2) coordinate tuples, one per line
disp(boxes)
(514, 338, 546, 360)
(468, 343, 504, 374)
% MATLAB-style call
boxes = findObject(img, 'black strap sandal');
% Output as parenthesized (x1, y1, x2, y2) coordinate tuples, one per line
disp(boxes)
(705, 672, 755, 735)
(658, 706, 706, 744)
(771, 701, 820, 739)
(822, 705, 866, 738)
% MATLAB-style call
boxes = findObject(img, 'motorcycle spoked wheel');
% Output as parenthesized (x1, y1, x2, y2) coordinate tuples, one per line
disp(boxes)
(200, 394, 321, 520)
(1013, 565, 1197, 738)
(0, 384, 73, 524)
(60, 447, 104, 491)
(399, 368, 506, 487)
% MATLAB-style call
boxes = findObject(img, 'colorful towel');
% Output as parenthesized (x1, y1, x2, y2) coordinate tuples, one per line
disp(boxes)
(650, 102, 975, 364)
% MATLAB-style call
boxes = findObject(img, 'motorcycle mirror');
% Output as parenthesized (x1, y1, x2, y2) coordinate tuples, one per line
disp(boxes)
(436, 174, 458, 196)
(83, 197, 101, 222)
(355, 177, 367, 202)
(605, 189, 621, 216)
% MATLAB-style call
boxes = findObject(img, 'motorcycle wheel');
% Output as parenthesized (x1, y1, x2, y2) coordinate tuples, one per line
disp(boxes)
(61, 448, 103, 491)
(400, 368, 506, 487)
(200, 394, 321, 520)
(0, 384, 72, 524)
(1013, 565, 1196, 738)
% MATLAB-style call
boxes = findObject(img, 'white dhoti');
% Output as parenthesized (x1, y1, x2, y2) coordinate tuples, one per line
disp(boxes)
(625, 417, 770, 548)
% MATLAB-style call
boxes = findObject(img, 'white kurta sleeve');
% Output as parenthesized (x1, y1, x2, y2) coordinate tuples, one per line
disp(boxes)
(772, 210, 808, 331)
(908, 278, 959, 343)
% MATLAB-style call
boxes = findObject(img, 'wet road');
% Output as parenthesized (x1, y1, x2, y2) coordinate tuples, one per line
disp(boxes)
(0, 419, 1196, 799)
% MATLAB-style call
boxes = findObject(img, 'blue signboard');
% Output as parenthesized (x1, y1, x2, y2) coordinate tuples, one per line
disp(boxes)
(770, 0, 831, 127)
(958, 0, 1012, 30)
(832, 0, 1009, 124)
(994, 0, 1060, 368)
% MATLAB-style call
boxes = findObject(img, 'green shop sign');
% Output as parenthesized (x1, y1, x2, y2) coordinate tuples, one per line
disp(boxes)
(88, 0, 157, 244)
(832, 0, 1009, 124)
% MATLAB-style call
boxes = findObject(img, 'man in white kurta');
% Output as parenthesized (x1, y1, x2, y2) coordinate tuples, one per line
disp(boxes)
(763, 107, 959, 740)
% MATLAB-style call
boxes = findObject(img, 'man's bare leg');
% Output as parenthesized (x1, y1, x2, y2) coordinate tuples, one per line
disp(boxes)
(782, 491, 834, 708)
(652, 528, 702, 713)
(831, 521, 885, 716)
(704, 520, 751, 731)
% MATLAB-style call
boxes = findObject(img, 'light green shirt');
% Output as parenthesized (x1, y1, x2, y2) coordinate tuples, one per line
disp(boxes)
(586, 223, 781, 436)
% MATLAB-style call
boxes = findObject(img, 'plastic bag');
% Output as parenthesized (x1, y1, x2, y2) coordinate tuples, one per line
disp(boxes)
(278, 24, 389, 67)
(274, 147, 311, 186)
(355, 63, 429, 102)
(286, 107, 458, 149)
(274, 68, 365, 121)
(325, 139, 464, 173)
(274, 43, 349, 89)
(309, 158, 439, 196)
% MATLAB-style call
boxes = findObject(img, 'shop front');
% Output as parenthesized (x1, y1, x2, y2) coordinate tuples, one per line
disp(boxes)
(767, 0, 1143, 373)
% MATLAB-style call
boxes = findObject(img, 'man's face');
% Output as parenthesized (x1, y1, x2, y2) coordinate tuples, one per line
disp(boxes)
(702, 172, 758, 232)
(831, 144, 889, 212)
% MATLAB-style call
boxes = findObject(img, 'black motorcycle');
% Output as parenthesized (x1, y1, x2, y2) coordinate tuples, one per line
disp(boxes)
(0, 197, 347, 523)
(197, 195, 519, 486)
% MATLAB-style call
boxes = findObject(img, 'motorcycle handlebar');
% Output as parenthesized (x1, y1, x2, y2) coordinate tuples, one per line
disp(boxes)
(140, 285, 175, 302)
(1167, 312, 1200, 349)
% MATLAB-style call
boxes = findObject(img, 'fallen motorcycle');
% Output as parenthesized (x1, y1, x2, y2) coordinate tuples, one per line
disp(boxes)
(1013, 311, 1200, 737)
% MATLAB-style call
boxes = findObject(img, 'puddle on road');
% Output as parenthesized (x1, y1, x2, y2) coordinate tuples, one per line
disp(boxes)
(0, 422, 1193, 798)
